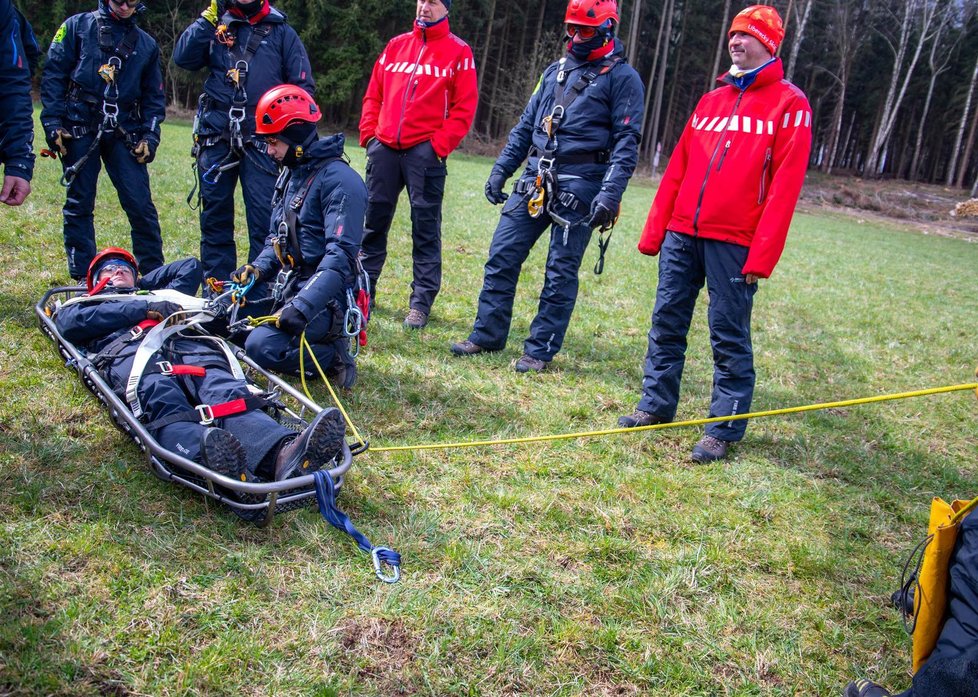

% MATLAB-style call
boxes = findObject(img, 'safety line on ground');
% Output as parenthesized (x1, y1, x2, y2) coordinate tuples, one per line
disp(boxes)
(363, 382, 978, 454)
(299, 333, 365, 446)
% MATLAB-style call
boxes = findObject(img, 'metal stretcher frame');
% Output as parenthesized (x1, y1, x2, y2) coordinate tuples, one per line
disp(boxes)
(36, 286, 353, 528)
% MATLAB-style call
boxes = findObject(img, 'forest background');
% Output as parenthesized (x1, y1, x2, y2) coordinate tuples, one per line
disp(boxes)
(13, 0, 978, 194)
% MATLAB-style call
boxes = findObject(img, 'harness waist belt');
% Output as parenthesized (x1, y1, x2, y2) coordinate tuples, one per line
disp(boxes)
(530, 148, 611, 165)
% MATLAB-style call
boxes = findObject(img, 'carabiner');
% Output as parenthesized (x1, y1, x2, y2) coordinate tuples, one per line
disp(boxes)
(371, 547, 401, 584)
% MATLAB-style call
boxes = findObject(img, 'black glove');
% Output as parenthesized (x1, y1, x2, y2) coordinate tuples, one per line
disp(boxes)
(587, 192, 620, 230)
(132, 138, 158, 164)
(276, 304, 308, 336)
(484, 170, 509, 205)
(146, 301, 183, 321)
(46, 127, 72, 157)
(231, 264, 260, 285)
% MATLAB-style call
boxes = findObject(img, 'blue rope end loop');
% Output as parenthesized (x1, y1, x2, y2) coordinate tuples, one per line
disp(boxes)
(372, 547, 401, 584)
(312, 470, 401, 584)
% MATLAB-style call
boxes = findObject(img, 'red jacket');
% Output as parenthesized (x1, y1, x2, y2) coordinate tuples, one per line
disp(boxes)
(639, 59, 811, 278)
(358, 19, 477, 158)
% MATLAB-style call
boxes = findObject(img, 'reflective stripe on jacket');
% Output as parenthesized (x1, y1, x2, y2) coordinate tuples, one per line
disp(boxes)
(639, 58, 811, 279)
(358, 19, 477, 158)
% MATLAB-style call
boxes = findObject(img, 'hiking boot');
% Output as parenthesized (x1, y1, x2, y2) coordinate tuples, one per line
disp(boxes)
(450, 339, 491, 356)
(617, 410, 668, 428)
(201, 428, 252, 482)
(843, 679, 893, 697)
(274, 407, 346, 481)
(691, 435, 731, 463)
(514, 354, 549, 373)
(403, 308, 428, 329)
(326, 339, 357, 389)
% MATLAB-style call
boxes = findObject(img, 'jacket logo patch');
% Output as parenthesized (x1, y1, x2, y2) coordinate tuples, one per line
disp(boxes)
(53, 23, 67, 43)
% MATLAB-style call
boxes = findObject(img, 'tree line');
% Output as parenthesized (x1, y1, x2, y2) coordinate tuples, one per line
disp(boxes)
(16, 0, 978, 192)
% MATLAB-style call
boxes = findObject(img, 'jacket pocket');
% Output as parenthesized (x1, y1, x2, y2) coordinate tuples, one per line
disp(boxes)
(758, 147, 772, 203)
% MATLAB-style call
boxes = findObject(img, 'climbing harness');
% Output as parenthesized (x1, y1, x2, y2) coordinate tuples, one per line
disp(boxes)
(188, 21, 273, 201)
(61, 17, 143, 187)
(527, 54, 623, 252)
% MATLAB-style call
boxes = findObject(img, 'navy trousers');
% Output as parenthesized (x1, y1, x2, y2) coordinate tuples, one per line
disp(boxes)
(468, 182, 597, 362)
(197, 139, 278, 282)
(637, 231, 758, 442)
(360, 140, 447, 314)
(244, 296, 350, 377)
(60, 132, 164, 279)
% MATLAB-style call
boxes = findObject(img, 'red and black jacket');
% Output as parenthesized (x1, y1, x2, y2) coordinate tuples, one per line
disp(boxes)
(639, 59, 812, 279)
(358, 19, 477, 158)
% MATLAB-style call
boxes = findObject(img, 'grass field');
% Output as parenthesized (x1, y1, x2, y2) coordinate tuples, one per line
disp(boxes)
(1, 114, 976, 696)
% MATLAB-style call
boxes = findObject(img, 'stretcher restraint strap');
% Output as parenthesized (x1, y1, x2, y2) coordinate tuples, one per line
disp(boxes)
(144, 394, 270, 431)
(313, 470, 401, 584)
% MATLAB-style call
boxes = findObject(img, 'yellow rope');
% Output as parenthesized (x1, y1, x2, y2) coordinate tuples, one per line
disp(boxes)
(365, 382, 978, 454)
(299, 333, 365, 447)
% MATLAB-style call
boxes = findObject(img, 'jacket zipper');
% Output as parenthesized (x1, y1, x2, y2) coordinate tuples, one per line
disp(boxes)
(716, 140, 731, 171)
(758, 147, 772, 203)
(396, 33, 427, 148)
(693, 90, 744, 235)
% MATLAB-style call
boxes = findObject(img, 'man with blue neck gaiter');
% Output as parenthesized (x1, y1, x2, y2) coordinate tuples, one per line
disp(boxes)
(359, 0, 478, 330)
(451, 0, 644, 374)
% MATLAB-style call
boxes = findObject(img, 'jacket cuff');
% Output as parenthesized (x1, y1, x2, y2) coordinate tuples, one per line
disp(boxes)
(4, 160, 34, 182)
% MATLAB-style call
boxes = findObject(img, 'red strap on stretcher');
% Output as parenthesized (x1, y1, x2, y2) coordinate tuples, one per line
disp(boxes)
(196, 398, 249, 424)
(169, 365, 206, 377)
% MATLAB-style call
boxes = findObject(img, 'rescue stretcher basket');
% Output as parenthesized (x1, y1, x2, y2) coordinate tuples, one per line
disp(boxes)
(36, 285, 353, 528)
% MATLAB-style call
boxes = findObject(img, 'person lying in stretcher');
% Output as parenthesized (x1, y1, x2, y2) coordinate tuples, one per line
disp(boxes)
(54, 247, 346, 483)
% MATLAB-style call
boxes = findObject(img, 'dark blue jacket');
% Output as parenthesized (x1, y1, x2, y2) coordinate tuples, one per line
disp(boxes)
(493, 40, 644, 207)
(173, 7, 313, 138)
(0, 0, 35, 180)
(39, 1, 165, 143)
(55, 259, 206, 391)
(252, 134, 366, 322)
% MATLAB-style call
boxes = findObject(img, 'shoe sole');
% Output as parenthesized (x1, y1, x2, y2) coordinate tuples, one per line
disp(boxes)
(296, 408, 347, 475)
(202, 431, 252, 482)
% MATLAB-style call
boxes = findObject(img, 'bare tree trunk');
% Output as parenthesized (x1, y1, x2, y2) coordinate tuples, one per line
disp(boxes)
(957, 100, 978, 189)
(641, 0, 670, 160)
(647, 0, 675, 173)
(785, 0, 814, 84)
(708, 0, 732, 92)
(947, 51, 978, 186)
(865, 0, 937, 178)
(910, 4, 955, 181)
(627, 0, 643, 66)
(477, 0, 497, 98)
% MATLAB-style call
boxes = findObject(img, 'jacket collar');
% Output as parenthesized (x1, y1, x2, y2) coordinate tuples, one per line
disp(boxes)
(413, 16, 451, 41)
(293, 133, 346, 175)
(718, 57, 784, 91)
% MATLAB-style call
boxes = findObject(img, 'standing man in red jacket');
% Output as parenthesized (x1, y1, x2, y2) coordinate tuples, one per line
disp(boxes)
(618, 5, 812, 463)
(358, 0, 478, 329)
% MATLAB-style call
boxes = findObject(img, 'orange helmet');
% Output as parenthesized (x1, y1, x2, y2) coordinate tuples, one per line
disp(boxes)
(87, 247, 137, 292)
(565, 0, 619, 27)
(255, 85, 322, 136)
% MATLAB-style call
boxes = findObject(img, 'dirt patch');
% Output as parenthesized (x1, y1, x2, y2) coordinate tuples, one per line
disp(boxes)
(799, 172, 978, 241)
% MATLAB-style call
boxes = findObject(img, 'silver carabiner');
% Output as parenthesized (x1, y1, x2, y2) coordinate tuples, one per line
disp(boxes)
(371, 547, 400, 584)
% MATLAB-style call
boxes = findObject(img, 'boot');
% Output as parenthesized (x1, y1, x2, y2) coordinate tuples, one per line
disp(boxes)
(201, 428, 251, 482)
(274, 407, 346, 481)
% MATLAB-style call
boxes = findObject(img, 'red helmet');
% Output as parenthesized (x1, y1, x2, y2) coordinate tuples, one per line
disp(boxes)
(87, 247, 137, 292)
(565, 0, 619, 26)
(255, 85, 322, 135)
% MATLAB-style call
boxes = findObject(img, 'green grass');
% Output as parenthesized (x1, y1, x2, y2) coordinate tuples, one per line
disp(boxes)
(1, 112, 976, 695)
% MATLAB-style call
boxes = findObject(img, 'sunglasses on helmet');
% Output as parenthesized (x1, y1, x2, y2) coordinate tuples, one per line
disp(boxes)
(263, 136, 280, 146)
(566, 24, 598, 40)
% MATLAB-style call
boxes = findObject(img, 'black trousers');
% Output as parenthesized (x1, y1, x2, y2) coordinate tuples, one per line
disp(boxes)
(359, 140, 447, 314)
